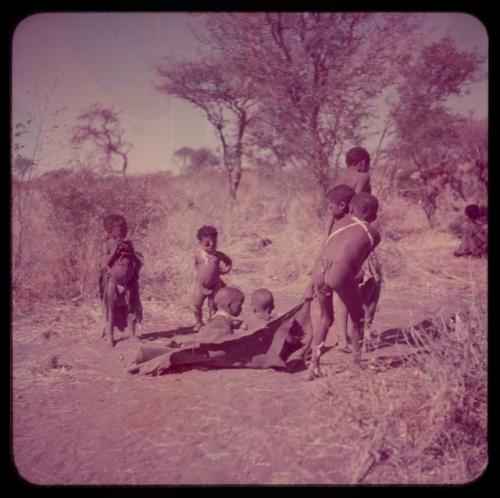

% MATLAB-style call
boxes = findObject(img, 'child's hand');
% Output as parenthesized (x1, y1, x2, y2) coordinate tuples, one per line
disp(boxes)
(219, 256, 232, 274)
(303, 283, 315, 301)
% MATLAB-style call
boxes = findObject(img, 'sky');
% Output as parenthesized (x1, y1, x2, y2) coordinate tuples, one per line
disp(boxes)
(12, 12, 488, 175)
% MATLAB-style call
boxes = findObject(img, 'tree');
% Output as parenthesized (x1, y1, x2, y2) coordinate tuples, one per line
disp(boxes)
(173, 146, 219, 174)
(70, 103, 132, 175)
(389, 36, 484, 225)
(154, 58, 256, 199)
(193, 13, 421, 192)
(457, 117, 487, 201)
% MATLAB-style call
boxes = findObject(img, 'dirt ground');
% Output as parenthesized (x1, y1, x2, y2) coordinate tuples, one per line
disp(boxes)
(12, 229, 487, 485)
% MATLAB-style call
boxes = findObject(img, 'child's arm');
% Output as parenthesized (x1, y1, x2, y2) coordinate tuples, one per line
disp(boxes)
(367, 250, 383, 283)
(101, 241, 110, 272)
(323, 214, 336, 244)
(102, 239, 119, 270)
(106, 240, 127, 269)
(364, 175, 372, 194)
(218, 252, 232, 274)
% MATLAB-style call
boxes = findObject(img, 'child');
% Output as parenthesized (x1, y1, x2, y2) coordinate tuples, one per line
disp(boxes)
(333, 147, 383, 351)
(307, 192, 381, 380)
(100, 214, 143, 347)
(453, 204, 488, 258)
(246, 288, 276, 330)
(304, 185, 356, 300)
(193, 225, 233, 331)
(334, 250, 383, 352)
(197, 287, 245, 341)
(334, 147, 372, 196)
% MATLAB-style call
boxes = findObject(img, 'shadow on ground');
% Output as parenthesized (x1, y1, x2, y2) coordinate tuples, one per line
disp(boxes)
(139, 326, 196, 341)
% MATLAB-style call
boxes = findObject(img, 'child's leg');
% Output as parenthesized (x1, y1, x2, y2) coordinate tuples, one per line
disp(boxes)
(207, 295, 216, 320)
(193, 288, 206, 331)
(336, 278, 365, 361)
(307, 289, 334, 379)
(104, 280, 117, 347)
(208, 278, 225, 320)
(335, 294, 350, 349)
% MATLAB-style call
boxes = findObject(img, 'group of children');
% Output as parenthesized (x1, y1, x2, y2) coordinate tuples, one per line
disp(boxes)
(98, 146, 383, 381)
(99, 215, 277, 348)
(303, 147, 382, 379)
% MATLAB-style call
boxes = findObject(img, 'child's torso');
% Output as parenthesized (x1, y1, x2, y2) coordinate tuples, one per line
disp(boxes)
(107, 239, 136, 284)
(198, 313, 233, 340)
(196, 251, 224, 286)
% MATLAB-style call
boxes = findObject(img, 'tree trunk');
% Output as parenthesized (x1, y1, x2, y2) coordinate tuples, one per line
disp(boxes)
(223, 144, 243, 200)
(228, 167, 242, 200)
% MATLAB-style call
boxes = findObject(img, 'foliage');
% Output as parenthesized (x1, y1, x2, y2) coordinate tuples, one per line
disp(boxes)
(388, 36, 485, 224)
(154, 57, 256, 199)
(158, 13, 424, 193)
(173, 146, 219, 174)
(70, 103, 132, 175)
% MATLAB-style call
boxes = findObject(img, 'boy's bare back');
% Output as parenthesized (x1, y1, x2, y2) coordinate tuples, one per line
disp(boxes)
(335, 169, 371, 194)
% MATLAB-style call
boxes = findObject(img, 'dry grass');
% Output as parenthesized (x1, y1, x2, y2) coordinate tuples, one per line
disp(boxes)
(314, 293, 487, 484)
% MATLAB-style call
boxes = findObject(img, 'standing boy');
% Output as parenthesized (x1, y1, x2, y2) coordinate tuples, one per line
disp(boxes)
(193, 225, 232, 331)
(100, 214, 142, 347)
(307, 193, 381, 380)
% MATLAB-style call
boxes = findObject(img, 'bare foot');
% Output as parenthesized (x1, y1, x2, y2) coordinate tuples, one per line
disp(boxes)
(305, 364, 322, 381)
(339, 345, 353, 353)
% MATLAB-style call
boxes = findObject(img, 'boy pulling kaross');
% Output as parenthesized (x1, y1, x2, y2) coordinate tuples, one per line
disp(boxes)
(307, 192, 381, 380)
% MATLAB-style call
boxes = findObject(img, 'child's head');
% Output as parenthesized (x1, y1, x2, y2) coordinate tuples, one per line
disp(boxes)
(103, 214, 128, 239)
(214, 287, 245, 317)
(326, 185, 355, 219)
(350, 192, 379, 222)
(251, 288, 275, 314)
(346, 147, 371, 172)
(465, 204, 480, 220)
(197, 225, 218, 253)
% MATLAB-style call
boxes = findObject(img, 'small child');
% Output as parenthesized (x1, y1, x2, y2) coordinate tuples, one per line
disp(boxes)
(99, 214, 143, 347)
(454, 204, 488, 258)
(334, 147, 372, 195)
(193, 225, 232, 332)
(307, 192, 381, 380)
(246, 288, 276, 330)
(197, 287, 245, 341)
